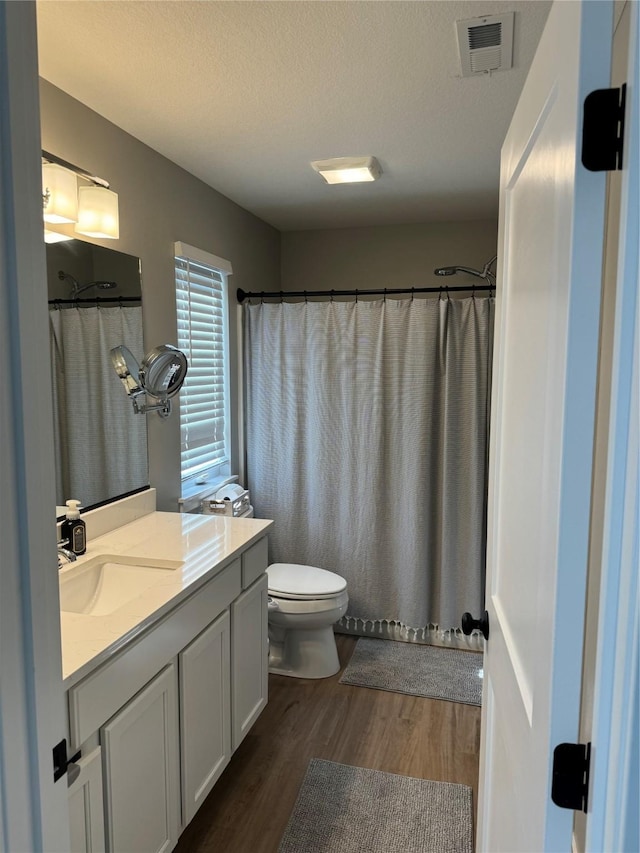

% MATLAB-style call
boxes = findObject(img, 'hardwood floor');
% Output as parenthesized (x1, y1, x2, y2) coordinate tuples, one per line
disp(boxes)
(175, 635, 481, 853)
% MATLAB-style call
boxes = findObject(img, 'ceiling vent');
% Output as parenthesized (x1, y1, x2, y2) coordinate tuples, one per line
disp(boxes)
(456, 12, 514, 77)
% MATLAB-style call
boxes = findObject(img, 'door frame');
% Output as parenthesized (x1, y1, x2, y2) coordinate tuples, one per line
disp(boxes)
(0, 2, 70, 851)
(586, 1, 639, 847)
(0, 1, 637, 851)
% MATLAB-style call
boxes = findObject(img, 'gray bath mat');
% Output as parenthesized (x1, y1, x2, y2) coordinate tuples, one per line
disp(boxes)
(278, 759, 473, 853)
(339, 638, 483, 706)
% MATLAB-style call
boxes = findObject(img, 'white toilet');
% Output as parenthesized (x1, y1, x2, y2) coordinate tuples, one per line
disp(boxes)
(267, 563, 348, 679)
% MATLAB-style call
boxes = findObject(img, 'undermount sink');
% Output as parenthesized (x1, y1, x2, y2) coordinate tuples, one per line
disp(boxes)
(59, 554, 183, 616)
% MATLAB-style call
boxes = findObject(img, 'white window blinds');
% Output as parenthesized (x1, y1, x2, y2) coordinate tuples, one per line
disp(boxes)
(175, 255, 229, 484)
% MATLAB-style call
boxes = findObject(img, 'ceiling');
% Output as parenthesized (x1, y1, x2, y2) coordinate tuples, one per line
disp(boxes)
(36, 1, 551, 232)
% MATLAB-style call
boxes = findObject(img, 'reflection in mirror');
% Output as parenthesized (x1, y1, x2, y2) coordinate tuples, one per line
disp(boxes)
(47, 240, 149, 516)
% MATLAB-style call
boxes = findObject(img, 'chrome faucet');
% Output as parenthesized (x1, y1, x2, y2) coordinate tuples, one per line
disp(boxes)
(57, 541, 77, 568)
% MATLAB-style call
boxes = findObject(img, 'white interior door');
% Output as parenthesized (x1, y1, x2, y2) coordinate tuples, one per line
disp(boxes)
(478, 2, 613, 850)
(1, 3, 70, 851)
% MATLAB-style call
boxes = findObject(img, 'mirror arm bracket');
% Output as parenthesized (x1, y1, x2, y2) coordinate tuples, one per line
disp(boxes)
(131, 394, 172, 418)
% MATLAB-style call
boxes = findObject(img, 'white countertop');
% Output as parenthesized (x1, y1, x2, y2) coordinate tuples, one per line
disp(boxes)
(60, 511, 273, 688)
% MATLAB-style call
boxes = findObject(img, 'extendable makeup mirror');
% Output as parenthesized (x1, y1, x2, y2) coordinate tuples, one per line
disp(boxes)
(111, 344, 188, 417)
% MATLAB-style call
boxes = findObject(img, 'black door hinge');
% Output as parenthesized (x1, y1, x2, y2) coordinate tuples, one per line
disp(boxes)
(551, 742, 591, 812)
(52, 738, 81, 783)
(582, 85, 626, 171)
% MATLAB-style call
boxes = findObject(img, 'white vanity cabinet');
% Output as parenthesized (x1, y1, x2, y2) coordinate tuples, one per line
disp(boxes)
(68, 747, 106, 853)
(231, 572, 269, 750)
(179, 610, 231, 825)
(65, 531, 269, 853)
(102, 665, 180, 853)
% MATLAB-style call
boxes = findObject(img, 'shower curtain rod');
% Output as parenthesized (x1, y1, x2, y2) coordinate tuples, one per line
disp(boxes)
(236, 284, 493, 303)
(48, 296, 141, 306)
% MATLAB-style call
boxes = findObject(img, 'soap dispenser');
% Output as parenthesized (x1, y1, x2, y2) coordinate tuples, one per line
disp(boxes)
(61, 500, 86, 556)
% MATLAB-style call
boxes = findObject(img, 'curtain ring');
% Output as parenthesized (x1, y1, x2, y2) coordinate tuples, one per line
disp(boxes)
(411, 287, 415, 302)
(355, 289, 359, 303)
(304, 290, 308, 303)
(383, 288, 387, 302)
(330, 289, 334, 302)
(260, 291, 264, 304)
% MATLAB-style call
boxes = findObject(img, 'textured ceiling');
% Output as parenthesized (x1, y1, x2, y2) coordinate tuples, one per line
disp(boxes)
(36, 1, 551, 231)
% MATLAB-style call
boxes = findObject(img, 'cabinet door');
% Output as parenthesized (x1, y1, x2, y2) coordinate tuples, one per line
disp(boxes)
(68, 747, 105, 853)
(101, 665, 180, 853)
(231, 573, 268, 750)
(179, 610, 231, 825)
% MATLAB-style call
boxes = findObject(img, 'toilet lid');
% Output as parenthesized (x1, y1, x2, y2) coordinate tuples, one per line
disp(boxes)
(267, 563, 347, 599)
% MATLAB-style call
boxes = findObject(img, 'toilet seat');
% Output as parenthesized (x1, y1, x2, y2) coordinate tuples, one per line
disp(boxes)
(268, 588, 349, 615)
(267, 562, 347, 600)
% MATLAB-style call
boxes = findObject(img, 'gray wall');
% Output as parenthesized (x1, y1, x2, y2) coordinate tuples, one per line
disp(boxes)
(40, 80, 280, 510)
(281, 220, 498, 294)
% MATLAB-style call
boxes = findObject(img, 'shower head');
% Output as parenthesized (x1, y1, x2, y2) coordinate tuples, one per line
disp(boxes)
(73, 279, 119, 296)
(434, 264, 485, 279)
(58, 270, 118, 297)
(73, 281, 118, 296)
(433, 256, 497, 288)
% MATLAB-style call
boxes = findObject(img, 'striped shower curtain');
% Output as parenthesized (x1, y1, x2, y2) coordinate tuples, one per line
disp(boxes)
(244, 296, 493, 646)
(49, 306, 147, 510)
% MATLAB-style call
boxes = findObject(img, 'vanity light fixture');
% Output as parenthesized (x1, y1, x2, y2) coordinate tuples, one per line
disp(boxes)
(44, 229, 74, 245)
(310, 156, 382, 184)
(76, 186, 119, 239)
(41, 162, 78, 224)
(42, 150, 120, 240)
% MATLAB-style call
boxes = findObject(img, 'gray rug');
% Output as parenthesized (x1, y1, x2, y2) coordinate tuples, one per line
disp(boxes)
(339, 638, 483, 706)
(278, 759, 473, 853)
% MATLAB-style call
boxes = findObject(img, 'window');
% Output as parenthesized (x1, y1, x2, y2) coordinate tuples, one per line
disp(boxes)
(174, 242, 232, 494)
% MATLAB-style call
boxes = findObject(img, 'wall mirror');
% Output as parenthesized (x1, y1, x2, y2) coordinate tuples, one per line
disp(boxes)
(47, 240, 149, 518)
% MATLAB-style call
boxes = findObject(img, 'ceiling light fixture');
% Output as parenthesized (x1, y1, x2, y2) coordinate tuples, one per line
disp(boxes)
(310, 156, 382, 184)
(42, 150, 120, 240)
